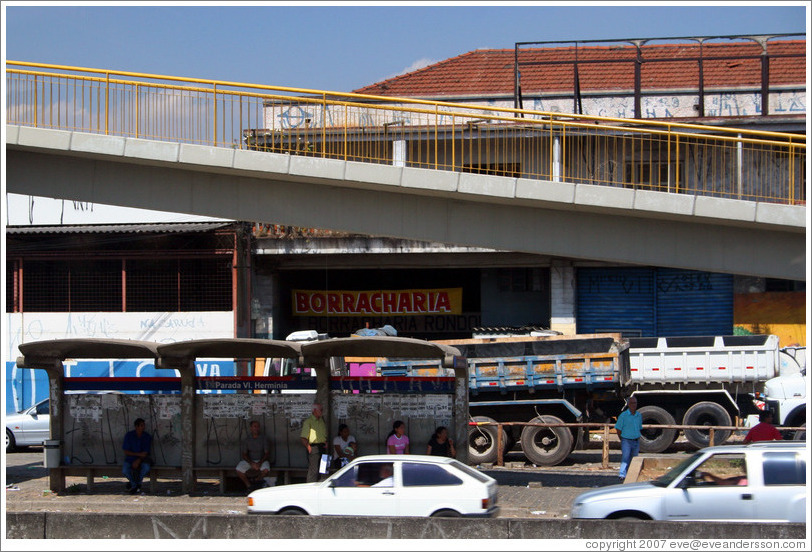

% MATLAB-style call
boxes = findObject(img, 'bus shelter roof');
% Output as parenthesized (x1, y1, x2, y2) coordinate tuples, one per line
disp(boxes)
(300, 336, 461, 366)
(156, 338, 302, 361)
(17, 338, 159, 368)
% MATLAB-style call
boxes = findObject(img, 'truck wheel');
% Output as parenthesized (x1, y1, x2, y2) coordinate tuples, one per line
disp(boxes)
(683, 402, 731, 449)
(520, 415, 573, 466)
(637, 406, 677, 453)
(468, 416, 506, 465)
(792, 424, 805, 441)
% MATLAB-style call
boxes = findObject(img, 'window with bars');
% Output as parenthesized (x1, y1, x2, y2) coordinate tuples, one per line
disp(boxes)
(8, 257, 232, 312)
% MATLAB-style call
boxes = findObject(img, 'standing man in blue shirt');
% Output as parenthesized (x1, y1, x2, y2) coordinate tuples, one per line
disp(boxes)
(122, 418, 152, 494)
(614, 396, 642, 482)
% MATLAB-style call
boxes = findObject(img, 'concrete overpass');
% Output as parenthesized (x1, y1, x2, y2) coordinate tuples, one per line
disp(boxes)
(6, 124, 807, 281)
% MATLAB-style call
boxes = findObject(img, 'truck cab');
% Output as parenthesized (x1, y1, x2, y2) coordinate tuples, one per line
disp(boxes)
(760, 346, 806, 440)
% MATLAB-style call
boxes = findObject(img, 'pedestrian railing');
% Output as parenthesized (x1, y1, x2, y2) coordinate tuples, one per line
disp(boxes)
(468, 420, 806, 468)
(6, 61, 806, 206)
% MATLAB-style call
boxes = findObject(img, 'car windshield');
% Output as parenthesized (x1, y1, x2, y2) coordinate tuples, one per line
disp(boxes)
(651, 452, 703, 487)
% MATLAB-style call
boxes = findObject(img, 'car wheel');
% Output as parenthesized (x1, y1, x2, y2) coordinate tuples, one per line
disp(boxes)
(277, 507, 307, 516)
(792, 423, 805, 441)
(431, 509, 462, 517)
(520, 415, 573, 466)
(467, 416, 506, 465)
(637, 406, 677, 453)
(614, 515, 646, 521)
(683, 402, 732, 449)
(6, 429, 16, 453)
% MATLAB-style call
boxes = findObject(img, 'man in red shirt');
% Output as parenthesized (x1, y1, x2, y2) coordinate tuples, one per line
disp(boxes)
(744, 411, 784, 443)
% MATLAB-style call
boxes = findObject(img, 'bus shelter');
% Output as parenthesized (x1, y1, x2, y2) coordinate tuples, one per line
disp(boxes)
(16, 336, 464, 493)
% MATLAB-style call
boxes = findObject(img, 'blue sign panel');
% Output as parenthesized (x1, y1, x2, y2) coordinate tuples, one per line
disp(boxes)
(5, 359, 239, 413)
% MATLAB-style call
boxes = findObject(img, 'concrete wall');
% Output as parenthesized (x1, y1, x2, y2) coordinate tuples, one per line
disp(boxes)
(264, 91, 807, 131)
(7, 511, 806, 540)
(5, 311, 235, 413)
(5, 311, 235, 362)
(59, 391, 455, 469)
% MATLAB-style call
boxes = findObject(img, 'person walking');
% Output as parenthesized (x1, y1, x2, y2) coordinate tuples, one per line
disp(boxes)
(300, 402, 328, 483)
(614, 396, 642, 482)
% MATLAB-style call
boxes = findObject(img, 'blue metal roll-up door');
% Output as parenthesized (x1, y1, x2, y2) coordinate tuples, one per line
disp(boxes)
(576, 267, 733, 337)
(576, 267, 656, 336)
(655, 268, 733, 336)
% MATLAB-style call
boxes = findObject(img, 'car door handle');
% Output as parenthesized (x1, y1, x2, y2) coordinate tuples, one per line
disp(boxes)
(741, 494, 753, 500)
(381, 491, 396, 495)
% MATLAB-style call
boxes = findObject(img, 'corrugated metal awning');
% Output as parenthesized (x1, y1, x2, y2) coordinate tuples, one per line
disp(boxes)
(6, 222, 234, 235)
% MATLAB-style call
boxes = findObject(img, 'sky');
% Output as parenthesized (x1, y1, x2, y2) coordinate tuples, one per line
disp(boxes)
(3, 2, 808, 94)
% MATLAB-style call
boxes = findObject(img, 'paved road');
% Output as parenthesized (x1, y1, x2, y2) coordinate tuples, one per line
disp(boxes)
(4, 444, 694, 519)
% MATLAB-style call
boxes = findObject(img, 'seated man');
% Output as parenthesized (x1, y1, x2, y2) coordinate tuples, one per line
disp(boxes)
(122, 418, 152, 495)
(236, 420, 272, 491)
(371, 464, 394, 487)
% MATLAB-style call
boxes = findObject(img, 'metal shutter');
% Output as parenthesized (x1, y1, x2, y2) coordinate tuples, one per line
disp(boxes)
(576, 267, 656, 337)
(655, 268, 733, 336)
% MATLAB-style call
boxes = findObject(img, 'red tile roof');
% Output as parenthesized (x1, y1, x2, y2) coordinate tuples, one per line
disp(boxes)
(353, 40, 806, 98)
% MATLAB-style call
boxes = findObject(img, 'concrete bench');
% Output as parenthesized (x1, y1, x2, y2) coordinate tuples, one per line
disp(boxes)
(50, 464, 309, 494)
(50, 465, 181, 494)
(193, 466, 308, 493)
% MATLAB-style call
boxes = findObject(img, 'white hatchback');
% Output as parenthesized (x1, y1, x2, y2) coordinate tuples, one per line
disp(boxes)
(247, 454, 499, 517)
(571, 441, 806, 523)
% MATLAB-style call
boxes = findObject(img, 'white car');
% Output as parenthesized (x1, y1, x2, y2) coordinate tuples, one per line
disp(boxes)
(6, 399, 50, 452)
(571, 441, 806, 523)
(247, 454, 499, 517)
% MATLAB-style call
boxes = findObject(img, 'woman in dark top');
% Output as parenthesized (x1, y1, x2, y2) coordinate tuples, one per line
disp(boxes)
(426, 426, 456, 458)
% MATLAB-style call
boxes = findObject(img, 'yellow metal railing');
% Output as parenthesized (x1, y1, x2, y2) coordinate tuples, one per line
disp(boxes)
(6, 61, 806, 206)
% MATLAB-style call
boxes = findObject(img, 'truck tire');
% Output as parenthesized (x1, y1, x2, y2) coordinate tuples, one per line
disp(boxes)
(468, 416, 506, 465)
(637, 406, 677, 453)
(683, 401, 732, 449)
(520, 415, 573, 467)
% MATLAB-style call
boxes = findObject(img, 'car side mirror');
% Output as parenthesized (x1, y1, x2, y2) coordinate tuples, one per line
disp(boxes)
(678, 474, 696, 489)
(328, 479, 337, 488)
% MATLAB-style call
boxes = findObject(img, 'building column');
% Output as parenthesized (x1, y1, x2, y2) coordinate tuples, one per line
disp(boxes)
(550, 260, 576, 335)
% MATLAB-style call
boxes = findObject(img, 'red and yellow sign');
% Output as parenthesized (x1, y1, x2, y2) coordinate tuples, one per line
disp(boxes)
(293, 288, 463, 317)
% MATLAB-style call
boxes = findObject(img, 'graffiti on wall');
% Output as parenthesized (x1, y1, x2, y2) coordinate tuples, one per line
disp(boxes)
(60, 392, 454, 470)
(5, 311, 235, 413)
(263, 91, 806, 132)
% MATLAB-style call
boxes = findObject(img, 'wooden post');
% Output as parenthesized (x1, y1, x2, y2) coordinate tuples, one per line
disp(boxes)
(496, 423, 504, 467)
(602, 424, 610, 468)
(709, 428, 715, 447)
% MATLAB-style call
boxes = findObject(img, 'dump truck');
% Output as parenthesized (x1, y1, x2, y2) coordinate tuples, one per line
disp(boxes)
(378, 334, 784, 466)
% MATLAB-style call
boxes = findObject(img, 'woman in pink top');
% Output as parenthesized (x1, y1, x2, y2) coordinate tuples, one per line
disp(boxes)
(386, 420, 410, 454)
